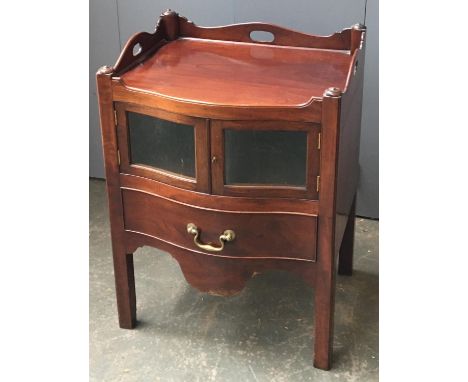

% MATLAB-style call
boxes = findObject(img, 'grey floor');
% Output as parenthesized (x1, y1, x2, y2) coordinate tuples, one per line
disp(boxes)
(90, 179, 378, 381)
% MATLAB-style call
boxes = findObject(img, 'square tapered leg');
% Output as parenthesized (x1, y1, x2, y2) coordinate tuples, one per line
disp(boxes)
(338, 195, 356, 276)
(112, 252, 137, 329)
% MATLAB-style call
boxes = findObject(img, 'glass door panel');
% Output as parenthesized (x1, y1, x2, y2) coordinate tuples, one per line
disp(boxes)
(127, 111, 195, 178)
(211, 120, 320, 199)
(224, 130, 307, 186)
(115, 103, 210, 192)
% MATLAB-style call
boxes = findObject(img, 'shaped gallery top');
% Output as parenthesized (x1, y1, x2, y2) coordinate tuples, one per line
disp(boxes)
(108, 11, 366, 109)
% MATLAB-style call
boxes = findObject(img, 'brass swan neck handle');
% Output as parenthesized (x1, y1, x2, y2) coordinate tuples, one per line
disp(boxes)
(186, 223, 236, 252)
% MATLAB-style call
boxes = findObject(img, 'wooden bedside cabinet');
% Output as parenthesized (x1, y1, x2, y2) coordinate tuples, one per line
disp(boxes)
(96, 9, 366, 370)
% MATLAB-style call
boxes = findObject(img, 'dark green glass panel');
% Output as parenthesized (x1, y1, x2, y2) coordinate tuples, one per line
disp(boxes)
(127, 112, 195, 178)
(224, 129, 307, 186)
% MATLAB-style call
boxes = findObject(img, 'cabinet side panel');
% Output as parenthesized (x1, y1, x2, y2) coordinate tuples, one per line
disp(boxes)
(335, 44, 366, 251)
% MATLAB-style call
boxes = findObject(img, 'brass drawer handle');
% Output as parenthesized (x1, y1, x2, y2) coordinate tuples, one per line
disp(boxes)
(186, 223, 236, 252)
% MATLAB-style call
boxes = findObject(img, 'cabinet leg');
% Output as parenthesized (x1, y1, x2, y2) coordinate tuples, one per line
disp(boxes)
(313, 281, 335, 370)
(338, 196, 356, 276)
(112, 252, 137, 329)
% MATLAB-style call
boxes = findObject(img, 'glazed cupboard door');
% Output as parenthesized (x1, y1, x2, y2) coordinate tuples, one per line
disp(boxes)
(115, 103, 210, 192)
(211, 120, 320, 199)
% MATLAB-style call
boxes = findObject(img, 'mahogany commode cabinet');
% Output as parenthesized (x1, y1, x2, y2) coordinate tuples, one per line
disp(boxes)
(96, 10, 366, 370)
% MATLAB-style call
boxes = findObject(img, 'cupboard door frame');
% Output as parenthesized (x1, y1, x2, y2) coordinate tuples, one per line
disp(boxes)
(211, 120, 320, 199)
(115, 102, 210, 193)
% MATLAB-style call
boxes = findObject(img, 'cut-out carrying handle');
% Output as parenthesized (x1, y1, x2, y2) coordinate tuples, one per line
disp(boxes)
(249, 30, 275, 43)
(179, 17, 352, 50)
(244, 24, 283, 44)
(132, 43, 142, 56)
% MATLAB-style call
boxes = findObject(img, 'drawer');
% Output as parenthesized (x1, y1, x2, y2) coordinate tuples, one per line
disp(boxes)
(121, 188, 317, 261)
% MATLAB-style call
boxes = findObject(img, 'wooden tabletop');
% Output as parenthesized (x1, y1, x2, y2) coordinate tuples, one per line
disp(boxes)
(120, 38, 353, 108)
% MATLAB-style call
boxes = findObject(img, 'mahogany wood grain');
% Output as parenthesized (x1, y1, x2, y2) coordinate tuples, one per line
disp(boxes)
(96, 66, 136, 329)
(121, 188, 318, 262)
(120, 38, 352, 108)
(112, 10, 178, 75)
(113, 10, 354, 80)
(97, 10, 367, 371)
(177, 14, 352, 51)
(113, 32, 166, 77)
(335, 30, 366, 264)
(125, 231, 317, 295)
(119, 173, 319, 216)
(179, 12, 351, 50)
(314, 88, 342, 370)
(112, 81, 323, 123)
(338, 196, 356, 276)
